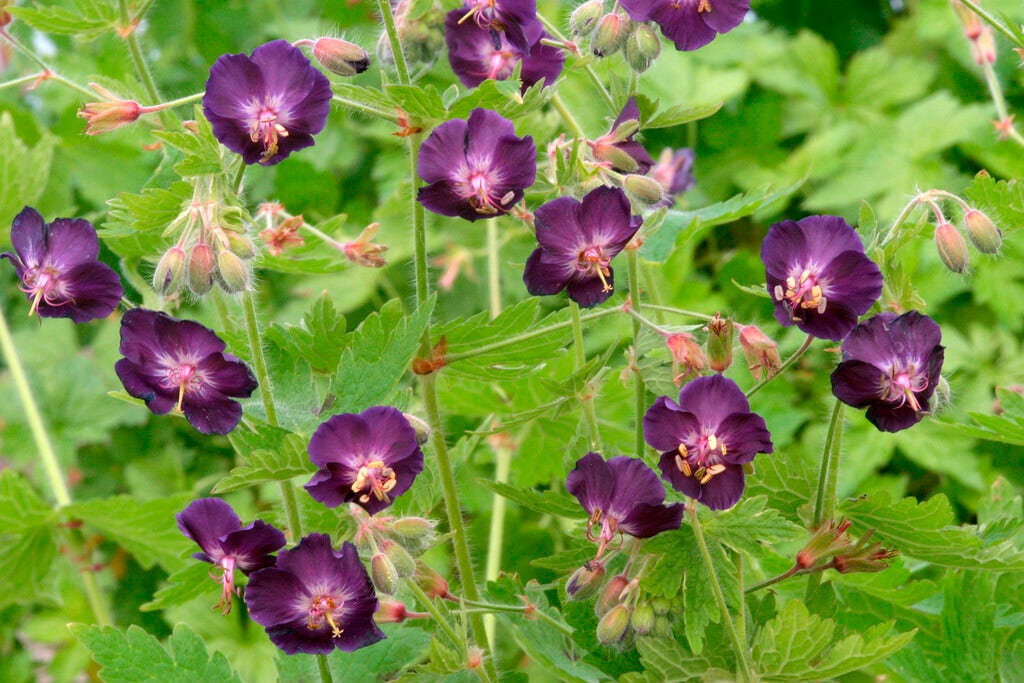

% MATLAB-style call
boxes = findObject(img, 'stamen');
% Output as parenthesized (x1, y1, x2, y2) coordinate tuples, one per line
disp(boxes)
(675, 453, 692, 477)
(707, 434, 718, 451)
(351, 460, 398, 503)
(697, 0, 712, 11)
(325, 611, 344, 638)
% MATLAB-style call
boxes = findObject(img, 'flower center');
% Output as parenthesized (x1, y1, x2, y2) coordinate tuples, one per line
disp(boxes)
(211, 555, 237, 615)
(249, 107, 289, 163)
(455, 166, 514, 214)
(351, 460, 398, 504)
(585, 508, 619, 559)
(308, 595, 345, 638)
(674, 431, 728, 484)
(880, 363, 928, 412)
(459, 0, 501, 31)
(577, 246, 613, 292)
(773, 268, 827, 321)
(486, 49, 517, 80)
(21, 264, 70, 316)
(160, 362, 203, 413)
(697, 0, 713, 12)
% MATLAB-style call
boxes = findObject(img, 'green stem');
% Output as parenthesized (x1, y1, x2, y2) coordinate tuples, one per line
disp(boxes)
(409, 136, 430, 329)
(142, 91, 205, 111)
(0, 29, 96, 98)
(0, 72, 43, 91)
(981, 60, 1024, 148)
(570, 301, 602, 452)
(551, 92, 585, 138)
(536, 13, 616, 111)
(116, 0, 175, 129)
(745, 564, 809, 594)
(744, 334, 814, 399)
(640, 303, 714, 322)
(626, 250, 645, 457)
(131, 0, 160, 21)
(458, 598, 575, 637)
(957, 0, 1024, 49)
(375, 0, 411, 85)
(689, 504, 753, 682)
(812, 398, 846, 526)
(0, 306, 113, 626)
(331, 94, 400, 122)
(407, 576, 495, 683)
(316, 654, 334, 683)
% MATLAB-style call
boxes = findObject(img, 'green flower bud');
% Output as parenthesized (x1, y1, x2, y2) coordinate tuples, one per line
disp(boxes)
(624, 23, 661, 73)
(390, 516, 436, 543)
(153, 246, 186, 295)
(216, 249, 250, 293)
(226, 231, 256, 259)
(630, 602, 656, 635)
(371, 551, 399, 595)
(596, 604, 632, 646)
(963, 209, 1002, 254)
(705, 313, 734, 373)
(380, 538, 416, 578)
(566, 561, 606, 601)
(934, 222, 970, 274)
(623, 173, 667, 205)
(595, 574, 629, 617)
(570, 0, 604, 36)
(218, 206, 246, 233)
(402, 412, 431, 444)
(592, 13, 629, 57)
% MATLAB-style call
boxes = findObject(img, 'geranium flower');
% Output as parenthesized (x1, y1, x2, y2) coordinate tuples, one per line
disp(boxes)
(2, 207, 122, 323)
(830, 311, 945, 432)
(643, 375, 773, 510)
(567, 452, 684, 557)
(203, 39, 333, 166)
(619, 0, 750, 52)
(245, 533, 385, 655)
(650, 147, 696, 207)
(523, 186, 641, 307)
(761, 215, 883, 341)
(176, 498, 286, 613)
(114, 309, 258, 435)
(589, 98, 654, 174)
(455, 0, 541, 55)
(444, 9, 564, 92)
(305, 406, 425, 515)
(417, 108, 536, 221)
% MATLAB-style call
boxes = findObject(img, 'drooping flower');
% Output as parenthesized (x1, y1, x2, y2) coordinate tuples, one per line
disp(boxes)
(417, 108, 536, 221)
(643, 374, 773, 510)
(245, 533, 385, 655)
(2, 207, 123, 323)
(619, 0, 750, 52)
(761, 215, 883, 341)
(589, 98, 654, 174)
(114, 308, 258, 435)
(444, 9, 564, 92)
(455, 0, 541, 55)
(830, 311, 944, 432)
(203, 39, 333, 166)
(649, 147, 696, 207)
(176, 498, 286, 614)
(305, 406, 425, 515)
(523, 186, 641, 307)
(567, 452, 684, 558)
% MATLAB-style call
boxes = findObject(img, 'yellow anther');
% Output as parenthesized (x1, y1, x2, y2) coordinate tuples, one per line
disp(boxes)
(675, 453, 692, 477)
(707, 434, 718, 451)
(697, 0, 712, 11)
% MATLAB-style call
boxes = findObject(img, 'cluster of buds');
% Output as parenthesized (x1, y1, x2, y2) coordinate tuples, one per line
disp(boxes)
(257, 203, 389, 267)
(797, 520, 898, 575)
(907, 189, 1002, 274)
(294, 37, 370, 77)
(154, 197, 256, 297)
(951, 1, 996, 64)
(658, 318, 780, 386)
(566, 564, 671, 646)
(571, 1, 661, 72)
(376, 0, 445, 69)
(349, 505, 440, 597)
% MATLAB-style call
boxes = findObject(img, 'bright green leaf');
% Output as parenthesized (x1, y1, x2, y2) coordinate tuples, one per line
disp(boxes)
(68, 494, 193, 571)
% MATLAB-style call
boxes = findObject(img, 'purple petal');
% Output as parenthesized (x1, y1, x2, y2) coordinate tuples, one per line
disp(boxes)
(42, 218, 100, 268)
(566, 451, 613, 515)
(523, 248, 573, 296)
(534, 196, 584, 255)
(578, 186, 637, 250)
(114, 358, 176, 415)
(195, 353, 258, 399)
(643, 395, 699, 452)
(245, 566, 309, 629)
(566, 270, 614, 307)
(716, 411, 773, 463)
(520, 36, 564, 89)
(696, 464, 745, 510)
(152, 312, 226, 359)
(221, 520, 287, 574)
(465, 108, 518, 161)
(700, 0, 749, 33)
(53, 261, 123, 323)
(619, 0, 656, 21)
(417, 181, 478, 221)
(183, 396, 244, 435)
(606, 455, 668, 510)
(491, 135, 537, 191)
(830, 360, 885, 408)
(9, 207, 47, 266)
(651, 3, 718, 52)
(176, 498, 242, 559)
(618, 501, 684, 538)
(676, 375, 751, 428)
(865, 402, 926, 433)
(658, 450, 701, 498)
(418, 118, 469, 183)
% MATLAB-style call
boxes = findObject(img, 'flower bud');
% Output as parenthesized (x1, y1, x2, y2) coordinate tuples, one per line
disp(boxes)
(666, 332, 706, 385)
(934, 222, 970, 274)
(623, 173, 667, 205)
(650, 597, 671, 615)
(312, 37, 371, 77)
(374, 598, 409, 624)
(218, 206, 246, 233)
(630, 602, 656, 635)
(187, 243, 216, 295)
(738, 325, 781, 381)
(831, 530, 897, 574)
(591, 142, 640, 173)
(78, 98, 142, 136)
(566, 561, 606, 601)
(963, 209, 1001, 254)
(928, 375, 952, 414)
(152, 246, 186, 295)
(226, 231, 256, 259)
(624, 23, 661, 73)
(402, 412, 432, 444)
(595, 574, 629, 617)
(216, 249, 250, 293)
(391, 516, 436, 543)
(704, 313, 734, 373)
(413, 560, 450, 599)
(371, 551, 400, 595)
(591, 13, 629, 57)
(971, 27, 997, 64)
(596, 604, 632, 646)
(342, 223, 389, 268)
(380, 538, 416, 578)
(653, 615, 672, 637)
(796, 519, 853, 569)
(570, 0, 604, 36)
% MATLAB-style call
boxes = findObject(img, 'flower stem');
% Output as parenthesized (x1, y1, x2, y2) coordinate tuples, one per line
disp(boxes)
(0, 29, 96, 98)
(640, 303, 714, 322)
(812, 398, 846, 527)
(957, 0, 1024, 49)
(375, 0, 411, 85)
(316, 654, 334, 683)
(570, 300, 602, 452)
(0, 305, 113, 626)
(536, 13, 616, 111)
(457, 597, 575, 637)
(980, 60, 1024, 148)
(689, 503, 753, 683)
(745, 564, 810, 594)
(551, 92, 585, 138)
(744, 334, 814, 399)
(116, 0, 175, 129)
(0, 72, 44, 91)
(406, 577, 495, 683)
(331, 94, 400, 122)
(626, 250, 646, 457)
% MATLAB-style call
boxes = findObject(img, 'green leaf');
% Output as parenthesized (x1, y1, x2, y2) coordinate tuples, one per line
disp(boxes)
(630, 638, 728, 682)
(640, 179, 805, 262)
(944, 387, 1024, 446)
(385, 84, 447, 120)
(445, 79, 553, 121)
(699, 496, 804, 556)
(101, 182, 192, 260)
(151, 113, 228, 177)
(71, 623, 242, 683)
(68, 494, 194, 571)
(941, 570, 997, 682)
(752, 600, 916, 681)
(476, 479, 587, 520)
(140, 562, 215, 613)
(329, 297, 435, 415)
(963, 172, 1024, 235)
(214, 421, 314, 493)
(0, 525, 59, 608)
(275, 626, 432, 682)
(643, 101, 724, 130)
(0, 470, 55, 529)
(8, 1, 116, 38)
(0, 112, 56, 238)
(263, 292, 347, 376)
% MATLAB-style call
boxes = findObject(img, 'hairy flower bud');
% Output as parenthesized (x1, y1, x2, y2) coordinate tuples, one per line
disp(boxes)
(216, 249, 250, 293)
(78, 98, 142, 135)
(413, 560, 450, 599)
(390, 516, 436, 543)
(596, 604, 632, 645)
(624, 23, 661, 73)
(797, 519, 853, 569)
(592, 13, 629, 57)
(153, 246, 186, 295)
(595, 574, 629, 617)
(738, 325, 781, 381)
(666, 332, 706, 385)
(963, 209, 1001, 254)
(705, 313, 734, 373)
(312, 37, 371, 77)
(570, 0, 604, 36)
(380, 538, 416, 578)
(630, 602, 656, 635)
(370, 551, 399, 595)
(934, 222, 970, 274)
(374, 598, 409, 624)
(187, 243, 216, 295)
(623, 173, 667, 205)
(402, 412, 432, 444)
(226, 231, 257, 259)
(566, 561, 606, 601)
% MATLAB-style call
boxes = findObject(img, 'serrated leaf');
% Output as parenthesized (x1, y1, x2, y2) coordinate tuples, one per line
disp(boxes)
(140, 562, 215, 612)
(151, 113, 228, 177)
(8, 2, 115, 38)
(476, 479, 586, 519)
(68, 494, 193, 571)
(643, 101, 724, 129)
(329, 297, 435, 415)
(101, 181, 192, 259)
(263, 292, 347, 376)
(445, 79, 553, 120)
(0, 525, 59, 608)
(963, 172, 1024, 235)
(385, 84, 447, 120)
(700, 496, 803, 556)
(942, 570, 996, 681)
(631, 638, 727, 682)
(0, 112, 56, 236)
(214, 421, 314, 493)
(944, 387, 1024, 446)
(275, 626, 432, 682)
(71, 623, 242, 683)
(0, 470, 55, 529)
(640, 179, 805, 262)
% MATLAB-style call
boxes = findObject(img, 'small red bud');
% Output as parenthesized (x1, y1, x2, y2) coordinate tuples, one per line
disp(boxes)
(187, 243, 216, 295)
(595, 574, 629, 617)
(737, 325, 781, 381)
(592, 13, 630, 57)
(312, 37, 371, 77)
(704, 313, 734, 373)
(934, 222, 970, 274)
(374, 598, 409, 624)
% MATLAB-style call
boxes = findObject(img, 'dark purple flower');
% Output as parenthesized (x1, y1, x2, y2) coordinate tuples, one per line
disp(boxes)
(761, 215, 883, 341)
(176, 497, 286, 613)
(417, 108, 536, 221)
(305, 406, 424, 515)
(203, 39, 332, 166)
(523, 186, 641, 307)
(2, 207, 122, 323)
(650, 147, 696, 207)
(831, 311, 944, 432)
(456, 0, 541, 55)
(245, 533, 385, 655)
(643, 375, 773, 511)
(444, 9, 564, 92)
(590, 97, 655, 174)
(619, 0, 749, 52)
(114, 308, 258, 435)
(567, 452, 683, 557)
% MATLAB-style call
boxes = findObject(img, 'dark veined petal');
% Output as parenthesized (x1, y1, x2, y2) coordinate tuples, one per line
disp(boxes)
(566, 451, 614, 516)
(9, 206, 48, 266)
(176, 498, 242, 560)
(566, 269, 614, 307)
(523, 248, 574, 296)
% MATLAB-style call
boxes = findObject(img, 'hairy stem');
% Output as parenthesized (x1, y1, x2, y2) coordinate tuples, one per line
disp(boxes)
(375, 0, 411, 85)
(744, 334, 814, 399)
(626, 250, 646, 456)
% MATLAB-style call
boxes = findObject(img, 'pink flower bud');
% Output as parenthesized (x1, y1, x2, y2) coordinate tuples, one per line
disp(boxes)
(187, 243, 216, 295)
(78, 98, 142, 135)
(963, 209, 1001, 254)
(342, 223, 388, 268)
(665, 332, 706, 385)
(737, 325, 782, 381)
(374, 598, 409, 624)
(153, 246, 186, 295)
(566, 561, 606, 601)
(311, 37, 370, 77)
(592, 13, 630, 57)
(595, 574, 629, 617)
(934, 222, 970, 274)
